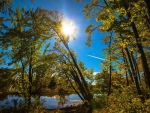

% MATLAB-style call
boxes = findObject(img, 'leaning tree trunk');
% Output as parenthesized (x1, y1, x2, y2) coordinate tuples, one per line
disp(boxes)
(108, 33, 112, 96)
(131, 52, 141, 82)
(87, 105, 93, 113)
(122, 49, 130, 86)
(123, 1, 150, 88)
(125, 48, 145, 103)
(51, 18, 93, 113)
(21, 59, 25, 96)
(144, 0, 150, 18)
(55, 30, 93, 102)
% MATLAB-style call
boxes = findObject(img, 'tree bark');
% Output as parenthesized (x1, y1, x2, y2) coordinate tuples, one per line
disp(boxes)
(122, 49, 130, 86)
(61, 38, 93, 102)
(125, 48, 145, 103)
(131, 52, 141, 82)
(65, 73, 84, 101)
(108, 33, 112, 96)
(144, 0, 150, 18)
(21, 59, 25, 95)
(123, 2, 150, 88)
(87, 105, 93, 113)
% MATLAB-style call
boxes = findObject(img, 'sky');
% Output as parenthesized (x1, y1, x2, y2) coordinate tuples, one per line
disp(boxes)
(10, 0, 106, 72)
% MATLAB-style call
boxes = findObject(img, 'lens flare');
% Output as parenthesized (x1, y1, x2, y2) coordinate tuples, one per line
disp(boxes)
(62, 21, 76, 36)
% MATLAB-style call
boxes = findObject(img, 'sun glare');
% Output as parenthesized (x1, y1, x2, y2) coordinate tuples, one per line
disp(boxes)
(62, 20, 76, 36)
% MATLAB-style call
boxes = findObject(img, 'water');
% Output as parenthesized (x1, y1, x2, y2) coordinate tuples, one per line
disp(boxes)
(0, 94, 82, 109)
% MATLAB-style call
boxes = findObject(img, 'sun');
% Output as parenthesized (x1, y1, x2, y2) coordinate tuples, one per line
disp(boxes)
(62, 20, 76, 36)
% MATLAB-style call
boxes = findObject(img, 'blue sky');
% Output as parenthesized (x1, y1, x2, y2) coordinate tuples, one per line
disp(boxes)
(10, 0, 106, 72)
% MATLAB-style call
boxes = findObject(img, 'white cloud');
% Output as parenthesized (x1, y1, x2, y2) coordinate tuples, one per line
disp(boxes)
(93, 72, 100, 75)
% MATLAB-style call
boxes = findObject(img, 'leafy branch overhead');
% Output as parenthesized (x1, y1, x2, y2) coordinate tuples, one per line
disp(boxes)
(0, 0, 150, 112)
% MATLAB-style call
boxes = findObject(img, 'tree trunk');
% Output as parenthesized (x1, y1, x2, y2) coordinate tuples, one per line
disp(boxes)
(52, 20, 93, 112)
(65, 73, 84, 101)
(20, 59, 25, 95)
(131, 52, 141, 82)
(144, 0, 150, 18)
(128, 68, 134, 83)
(123, 2, 150, 88)
(108, 33, 112, 96)
(63, 40, 93, 102)
(122, 49, 130, 85)
(87, 105, 93, 113)
(125, 72, 129, 86)
(29, 62, 32, 96)
(125, 48, 145, 103)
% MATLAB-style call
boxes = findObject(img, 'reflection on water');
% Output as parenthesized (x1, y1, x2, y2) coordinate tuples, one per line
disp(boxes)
(42, 94, 82, 109)
(0, 94, 82, 109)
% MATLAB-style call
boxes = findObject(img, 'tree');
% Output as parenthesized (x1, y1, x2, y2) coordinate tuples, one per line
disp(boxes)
(78, 0, 150, 111)
(41, 10, 94, 113)
(0, 68, 16, 92)
(1, 6, 57, 111)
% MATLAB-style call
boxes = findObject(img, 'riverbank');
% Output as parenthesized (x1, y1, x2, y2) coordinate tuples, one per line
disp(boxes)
(0, 104, 89, 113)
(0, 100, 88, 113)
(0, 91, 20, 100)
(45, 105, 83, 113)
(0, 93, 103, 113)
(45, 105, 102, 113)
(0, 92, 84, 112)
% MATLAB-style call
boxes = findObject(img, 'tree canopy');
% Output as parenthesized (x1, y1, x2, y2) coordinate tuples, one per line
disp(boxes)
(0, 0, 150, 113)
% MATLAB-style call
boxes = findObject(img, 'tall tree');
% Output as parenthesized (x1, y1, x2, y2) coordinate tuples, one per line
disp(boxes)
(82, 0, 150, 88)
(45, 10, 94, 113)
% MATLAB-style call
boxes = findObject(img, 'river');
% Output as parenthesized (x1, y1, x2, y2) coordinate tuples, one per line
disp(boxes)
(0, 94, 82, 109)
